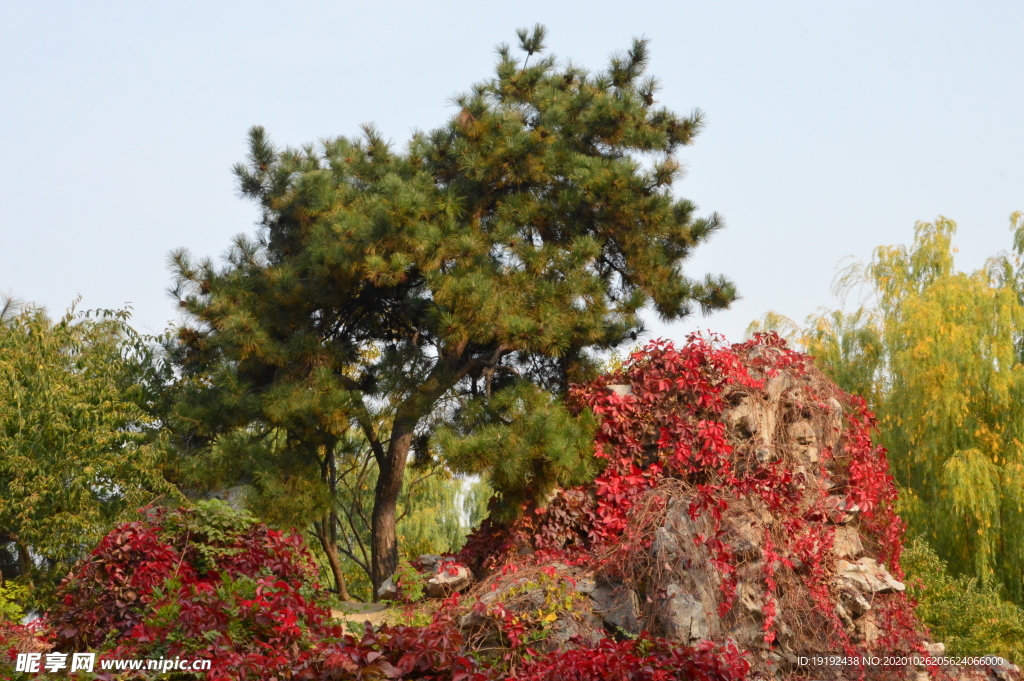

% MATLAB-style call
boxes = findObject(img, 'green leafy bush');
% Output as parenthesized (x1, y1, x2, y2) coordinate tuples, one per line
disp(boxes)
(0, 582, 26, 623)
(391, 559, 426, 604)
(903, 537, 1024, 662)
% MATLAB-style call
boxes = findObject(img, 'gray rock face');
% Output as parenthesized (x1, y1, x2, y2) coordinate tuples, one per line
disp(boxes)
(573, 575, 597, 595)
(834, 557, 905, 594)
(548, 617, 585, 646)
(663, 584, 708, 643)
(590, 582, 641, 635)
(787, 420, 820, 463)
(607, 384, 633, 397)
(725, 518, 763, 564)
(989, 657, 1022, 681)
(736, 581, 762, 615)
(833, 525, 864, 558)
(835, 587, 872, 629)
(377, 575, 398, 601)
(417, 554, 443, 572)
(458, 589, 499, 631)
(649, 499, 723, 640)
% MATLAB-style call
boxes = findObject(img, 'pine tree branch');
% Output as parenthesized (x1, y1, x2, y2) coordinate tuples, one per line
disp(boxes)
(336, 374, 388, 464)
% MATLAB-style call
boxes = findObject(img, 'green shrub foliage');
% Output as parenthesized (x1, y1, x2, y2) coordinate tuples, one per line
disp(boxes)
(903, 538, 1024, 662)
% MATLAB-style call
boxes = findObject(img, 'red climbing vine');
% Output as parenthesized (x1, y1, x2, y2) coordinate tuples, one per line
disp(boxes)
(461, 333, 923, 664)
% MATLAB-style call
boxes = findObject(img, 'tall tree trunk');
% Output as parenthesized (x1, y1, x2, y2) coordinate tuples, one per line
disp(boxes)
(315, 515, 351, 601)
(367, 345, 469, 597)
(15, 541, 30, 584)
(317, 441, 351, 601)
(370, 416, 416, 596)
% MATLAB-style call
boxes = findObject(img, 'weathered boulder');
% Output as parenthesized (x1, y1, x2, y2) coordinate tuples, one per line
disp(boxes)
(416, 554, 443, 572)
(989, 658, 1022, 681)
(573, 575, 597, 595)
(450, 340, 954, 677)
(377, 575, 398, 601)
(835, 557, 905, 594)
(663, 584, 709, 643)
(833, 525, 864, 558)
(590, 581, 641, 635)
(648, 498, 723, 640)
(835, 587, 873, 630)
(426, 563, 473, 597)
(787, 419, 820, 463)
(607, 384, 633, 397)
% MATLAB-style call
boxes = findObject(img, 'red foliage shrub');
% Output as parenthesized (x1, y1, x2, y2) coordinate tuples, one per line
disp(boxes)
(48, 518, 184, 650)
(513, 636, 750, 681)
(48, 502, 326, 655)
(43, 502, 331, 679)
(43, 502, 496, 680)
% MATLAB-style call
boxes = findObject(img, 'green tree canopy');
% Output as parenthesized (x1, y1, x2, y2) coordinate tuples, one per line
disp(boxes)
(0, 300, 175, 609)
(169, 26, 736, 592)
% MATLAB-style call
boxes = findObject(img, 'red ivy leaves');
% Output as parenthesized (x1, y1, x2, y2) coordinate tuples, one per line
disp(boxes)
(513, 635, 750, 681)
(461, 334, 920, 657)
(42, 507, 496, 681)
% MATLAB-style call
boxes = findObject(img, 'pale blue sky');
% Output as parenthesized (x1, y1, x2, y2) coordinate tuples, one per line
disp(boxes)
(2, 1, 1022, 343)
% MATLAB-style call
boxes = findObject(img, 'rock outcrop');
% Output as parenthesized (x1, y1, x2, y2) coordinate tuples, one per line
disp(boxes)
(451, 337, 1019, 680)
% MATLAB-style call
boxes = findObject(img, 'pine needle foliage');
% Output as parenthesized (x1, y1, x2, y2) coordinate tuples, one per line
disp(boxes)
(168, 27, 735, 592)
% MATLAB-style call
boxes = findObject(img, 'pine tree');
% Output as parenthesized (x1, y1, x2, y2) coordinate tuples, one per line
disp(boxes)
(169, 26, 736, 593)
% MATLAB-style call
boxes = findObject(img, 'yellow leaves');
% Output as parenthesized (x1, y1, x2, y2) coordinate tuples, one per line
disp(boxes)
(772, 214, 1024, 598)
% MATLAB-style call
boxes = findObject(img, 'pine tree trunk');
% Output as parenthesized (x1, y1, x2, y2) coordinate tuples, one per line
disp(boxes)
(370, 417, 416, 597)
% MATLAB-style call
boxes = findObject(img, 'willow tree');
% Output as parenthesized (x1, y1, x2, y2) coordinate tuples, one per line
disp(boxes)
(751, 217, 1024, 602)
(169, 26, 736, 593)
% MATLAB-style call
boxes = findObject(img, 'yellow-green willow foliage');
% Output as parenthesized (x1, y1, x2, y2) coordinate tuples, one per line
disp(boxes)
(751, 216, 1024, 603)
